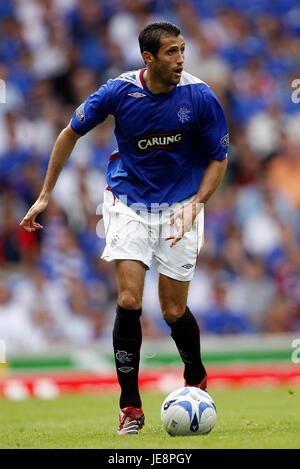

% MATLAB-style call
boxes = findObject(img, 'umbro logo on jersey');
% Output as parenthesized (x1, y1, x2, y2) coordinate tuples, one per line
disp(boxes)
(128, 92, 147, 98)
(182, 264, 193, 269)
(135, 130, 183, 152)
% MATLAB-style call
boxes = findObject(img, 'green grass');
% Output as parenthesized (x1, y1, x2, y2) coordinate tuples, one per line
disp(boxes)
(0, 387, 299, 448)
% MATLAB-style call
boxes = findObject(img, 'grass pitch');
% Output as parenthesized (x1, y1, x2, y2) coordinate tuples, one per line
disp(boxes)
(0, 386, 299, 449)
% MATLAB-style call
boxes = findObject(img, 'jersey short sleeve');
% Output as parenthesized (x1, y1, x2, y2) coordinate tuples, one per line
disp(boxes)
(70, 80, 114, 136)
(198, 87, 229, 161)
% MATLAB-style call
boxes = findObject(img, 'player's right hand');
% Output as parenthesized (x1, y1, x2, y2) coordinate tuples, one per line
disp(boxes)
(19, 198, 48, 232)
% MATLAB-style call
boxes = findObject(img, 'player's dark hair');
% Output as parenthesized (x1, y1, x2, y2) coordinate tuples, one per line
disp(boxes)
(139, 22, 181, 57)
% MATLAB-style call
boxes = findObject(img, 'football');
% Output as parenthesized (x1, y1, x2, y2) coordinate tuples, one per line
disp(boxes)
(160, 386, 217, 436)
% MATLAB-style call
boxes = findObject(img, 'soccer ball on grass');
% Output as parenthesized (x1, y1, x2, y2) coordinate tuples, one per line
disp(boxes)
(160, 386, 217, 436)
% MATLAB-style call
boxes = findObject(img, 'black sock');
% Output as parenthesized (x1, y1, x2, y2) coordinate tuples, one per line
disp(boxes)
(166, 307, 206, 385)
(113, 304, 142, 409)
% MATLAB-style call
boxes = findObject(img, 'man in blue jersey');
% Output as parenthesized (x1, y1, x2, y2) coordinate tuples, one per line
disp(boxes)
(20, 22, 228, 435)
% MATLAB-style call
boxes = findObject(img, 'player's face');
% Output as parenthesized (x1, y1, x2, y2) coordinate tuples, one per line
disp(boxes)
(151, 35, 185, 86)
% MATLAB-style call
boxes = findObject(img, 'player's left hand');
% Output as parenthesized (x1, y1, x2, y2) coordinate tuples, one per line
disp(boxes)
(165, 201, 198, 247)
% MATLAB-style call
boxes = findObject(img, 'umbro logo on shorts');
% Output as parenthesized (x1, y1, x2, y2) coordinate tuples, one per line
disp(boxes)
(182, 264, 193, 269)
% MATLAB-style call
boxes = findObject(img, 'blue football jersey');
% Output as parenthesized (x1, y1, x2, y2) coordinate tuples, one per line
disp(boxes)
(70, 69, 228, 210)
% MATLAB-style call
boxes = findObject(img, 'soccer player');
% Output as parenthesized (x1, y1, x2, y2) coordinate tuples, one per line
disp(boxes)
(20, 22, 228, 435)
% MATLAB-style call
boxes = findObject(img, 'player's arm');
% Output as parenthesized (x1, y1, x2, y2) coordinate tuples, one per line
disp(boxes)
(192, 157, 228, 206)
(166, 158, 227, 247)
(20, 124, 81, 232)
(20, 81, 114, 232)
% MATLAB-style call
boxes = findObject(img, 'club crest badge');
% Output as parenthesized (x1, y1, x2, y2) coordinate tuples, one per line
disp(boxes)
(177, 105, 191, 123)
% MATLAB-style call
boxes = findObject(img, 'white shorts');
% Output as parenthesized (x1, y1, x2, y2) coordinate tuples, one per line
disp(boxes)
(101, 189, 204, 281)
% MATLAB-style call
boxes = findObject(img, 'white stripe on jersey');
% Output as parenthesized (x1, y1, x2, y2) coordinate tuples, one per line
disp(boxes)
(113, 70, 143, 89)
(178, 70, 208, 87)
(113, 69, 208, 90)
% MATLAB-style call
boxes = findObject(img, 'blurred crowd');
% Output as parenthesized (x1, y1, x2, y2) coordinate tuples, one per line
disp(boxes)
(0, 0, 300, 353)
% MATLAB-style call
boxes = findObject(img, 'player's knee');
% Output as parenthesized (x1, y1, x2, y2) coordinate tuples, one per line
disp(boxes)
(162, 304, 186, 323)
(118, 291, 142, 310)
